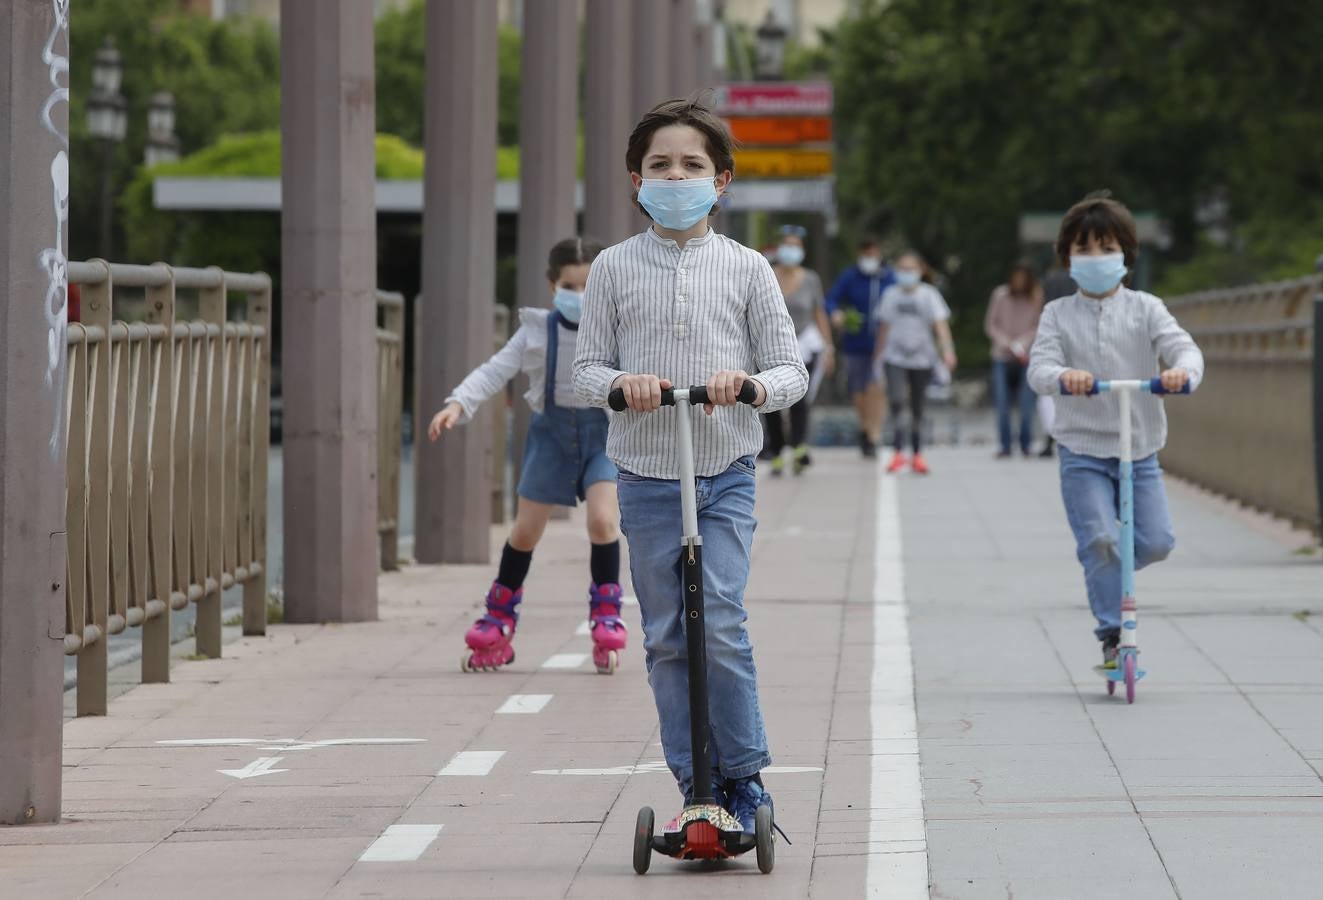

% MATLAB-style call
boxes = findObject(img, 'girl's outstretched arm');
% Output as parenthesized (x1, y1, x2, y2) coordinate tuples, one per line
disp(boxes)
(442, 324, 531, 424)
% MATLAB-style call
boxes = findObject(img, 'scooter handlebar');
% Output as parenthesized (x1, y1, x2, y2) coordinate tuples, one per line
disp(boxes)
(1058, 377, 1192, 396)
(607, 380, 759, 412)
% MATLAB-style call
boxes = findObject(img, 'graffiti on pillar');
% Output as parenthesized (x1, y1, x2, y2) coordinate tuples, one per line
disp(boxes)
(38, 0, 70, 456)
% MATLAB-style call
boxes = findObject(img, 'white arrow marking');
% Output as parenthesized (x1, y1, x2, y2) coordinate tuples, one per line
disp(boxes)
(159, 738, 426, 752)
(530, 762, 824, 776)
(218, 756, 288, 779)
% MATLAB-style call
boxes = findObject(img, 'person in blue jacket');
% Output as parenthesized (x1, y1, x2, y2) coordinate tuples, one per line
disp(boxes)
(825, 235, 894, 457)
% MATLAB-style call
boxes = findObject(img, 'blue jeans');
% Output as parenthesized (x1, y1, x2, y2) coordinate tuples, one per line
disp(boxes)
(1058, 447, 1176, 639)
(991, 359, 1036, 453)
(616, 457, 771, 795)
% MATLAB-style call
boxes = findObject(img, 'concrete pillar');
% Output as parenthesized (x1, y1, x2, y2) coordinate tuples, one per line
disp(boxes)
(670, 0, 697, 98)
(509, 0, 579, 491)
(693, 0, 716, 94)
(584, 0, 637, 246)
(0, 0, 68, 825)
(279, 1, 379, 621)
(414, 0, 498, 564)
(632, 0, 674, 117)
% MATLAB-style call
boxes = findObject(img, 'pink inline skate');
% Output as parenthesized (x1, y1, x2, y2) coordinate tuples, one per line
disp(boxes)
(460, 583, 521, 673)
(589, 582, 628, 675)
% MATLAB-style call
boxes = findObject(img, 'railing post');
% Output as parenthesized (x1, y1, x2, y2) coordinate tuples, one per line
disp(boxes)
(0, 0, 68, 822)
(141, 264, 176, 680)
(378, 292, 404, 571)
(1313, 256, 1322, 536)
(243, 276, 271, 635)
(195, 268, 226, 658)
(77, 260, 113, 717)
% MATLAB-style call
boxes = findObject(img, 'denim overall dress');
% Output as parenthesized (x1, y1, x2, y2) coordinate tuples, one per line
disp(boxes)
(514, 311, 616, 507)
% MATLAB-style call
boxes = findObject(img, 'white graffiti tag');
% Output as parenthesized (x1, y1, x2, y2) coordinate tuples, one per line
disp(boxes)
(39, 0, 71, 456)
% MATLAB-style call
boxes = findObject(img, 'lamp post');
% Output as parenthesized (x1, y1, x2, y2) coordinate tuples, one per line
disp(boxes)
(86, 36, 127, 258)
(145, 91, 180, 167)
(754, 9, 787, 81)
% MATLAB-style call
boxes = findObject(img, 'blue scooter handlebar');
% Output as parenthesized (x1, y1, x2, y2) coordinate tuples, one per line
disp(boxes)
(1058, 377, 1192, 396)
(608, 381, 759, 412)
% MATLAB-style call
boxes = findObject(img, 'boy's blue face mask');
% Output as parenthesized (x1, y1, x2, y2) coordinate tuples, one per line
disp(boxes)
(637, 177, 718, 231)
(552, 287, 584, 323)
(1070, 253, 1127, 295)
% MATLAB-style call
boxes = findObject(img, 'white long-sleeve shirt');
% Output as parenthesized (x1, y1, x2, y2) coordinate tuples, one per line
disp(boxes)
(444, 308, 585, 423)
(573, 227, 808, 479)
(1028, 287, 1205, 459)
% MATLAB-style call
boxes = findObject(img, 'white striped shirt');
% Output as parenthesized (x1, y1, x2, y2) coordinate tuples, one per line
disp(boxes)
(1027, 287, 1205, 459)
(573, 226, 809, 479)
(444, 308, 583, 423)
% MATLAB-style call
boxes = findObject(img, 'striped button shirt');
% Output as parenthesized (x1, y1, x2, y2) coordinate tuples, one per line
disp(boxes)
(573, 226, 809, 479)
(1027, 287, 1205, 459)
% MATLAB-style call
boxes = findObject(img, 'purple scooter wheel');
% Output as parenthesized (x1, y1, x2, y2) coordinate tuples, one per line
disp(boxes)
(1124, 653, 1137, 704)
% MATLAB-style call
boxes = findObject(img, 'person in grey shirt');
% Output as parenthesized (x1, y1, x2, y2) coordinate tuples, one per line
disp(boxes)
(1027, 192, 1203, 669)
(873, 251, 958, 474)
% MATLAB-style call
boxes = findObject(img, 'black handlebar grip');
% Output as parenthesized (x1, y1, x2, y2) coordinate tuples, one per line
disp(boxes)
(607, 380, 758, 411)
(607, 388, 629, 411)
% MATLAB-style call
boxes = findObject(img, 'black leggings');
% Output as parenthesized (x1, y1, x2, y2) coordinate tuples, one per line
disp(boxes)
(884, 363, 933, 453)
(765, 352, 817, 454)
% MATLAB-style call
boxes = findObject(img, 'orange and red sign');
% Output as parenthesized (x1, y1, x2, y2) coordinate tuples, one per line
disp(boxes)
(728, 116, 832, 146)
(717, 82, 834, 180)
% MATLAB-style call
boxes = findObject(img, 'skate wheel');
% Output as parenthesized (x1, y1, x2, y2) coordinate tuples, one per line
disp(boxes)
(460, 651, 474, 674)
(1124, 653, 1137, 704)
(1106, 678, 1116, 696)
(755, 803, 775, 874)
(597, 649, 619, 676)
(633, 806, 654, 875)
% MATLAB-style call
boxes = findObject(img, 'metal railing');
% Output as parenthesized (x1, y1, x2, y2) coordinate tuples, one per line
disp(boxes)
(1164, 272, 1321, 531)
(377, 291, 405, 570)
(65, 261, 271, 716)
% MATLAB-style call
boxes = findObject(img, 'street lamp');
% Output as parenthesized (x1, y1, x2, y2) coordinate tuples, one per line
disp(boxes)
(86, 36, 127, 258)
(754, 9, 787, 81)
(145, 91, 180, 167)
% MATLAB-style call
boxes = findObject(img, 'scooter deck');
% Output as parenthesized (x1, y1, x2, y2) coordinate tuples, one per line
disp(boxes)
(653, 804, 755, 860)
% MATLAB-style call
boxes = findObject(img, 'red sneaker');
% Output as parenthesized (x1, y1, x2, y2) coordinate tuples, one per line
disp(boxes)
(886, 453, 907, 473)
(911, 453, 930, 475)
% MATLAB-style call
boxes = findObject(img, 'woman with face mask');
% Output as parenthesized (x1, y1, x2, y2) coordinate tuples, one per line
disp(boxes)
(872, 251, 958, 475)
(985, 261, 1044, 458)
(428, 236, 629, 675)
(761, 224, 834, 475)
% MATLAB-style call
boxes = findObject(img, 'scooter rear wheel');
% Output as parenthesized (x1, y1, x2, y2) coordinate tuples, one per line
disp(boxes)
(1124, 653, 1137, 704)
(755, 804, 775, 874)
(633, 806, 654, 874)
(1107, 679, 1116, 696)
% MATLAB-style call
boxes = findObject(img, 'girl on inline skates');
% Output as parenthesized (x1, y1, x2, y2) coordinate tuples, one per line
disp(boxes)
(428, 237, 627, 674)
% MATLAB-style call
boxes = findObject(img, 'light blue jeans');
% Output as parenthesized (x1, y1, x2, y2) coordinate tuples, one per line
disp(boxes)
(1058, 446, 1176, 639)
(616, 457, 771, 795)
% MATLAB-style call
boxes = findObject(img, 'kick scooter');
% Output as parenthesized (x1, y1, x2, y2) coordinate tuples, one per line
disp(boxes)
(608, 382, 776, 875)
(1063, 377, 1190, 703)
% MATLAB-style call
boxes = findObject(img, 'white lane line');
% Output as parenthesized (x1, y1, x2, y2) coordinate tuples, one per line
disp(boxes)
(542, 653, 588, 669)
(868, 468, 928, 898)
(358, 824, 444, 862)
(497, 693, 552, 715)
(575, 620, 591, 636)
(438, 750, 505, 777)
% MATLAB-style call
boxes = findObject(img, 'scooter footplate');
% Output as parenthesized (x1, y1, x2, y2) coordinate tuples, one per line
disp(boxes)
(653, 804, 752, 859)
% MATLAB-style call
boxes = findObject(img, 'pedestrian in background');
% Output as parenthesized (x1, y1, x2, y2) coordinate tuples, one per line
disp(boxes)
(826, 235, 893, 457)
(874, 251, 957, 475)
(764, 223, 834, 475)
(985, 261, 1043, 458)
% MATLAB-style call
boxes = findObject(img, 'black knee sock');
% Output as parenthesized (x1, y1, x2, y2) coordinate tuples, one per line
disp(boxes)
(590, 540, 620, 586)
(495, 542, 533, 591)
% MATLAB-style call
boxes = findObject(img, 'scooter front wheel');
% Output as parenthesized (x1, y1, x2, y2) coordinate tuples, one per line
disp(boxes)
(1106, 679, 1116, 696)
(755, 804, 775, 874)
(1124, 653, 1137, 704)
(633, 806, 654, 874)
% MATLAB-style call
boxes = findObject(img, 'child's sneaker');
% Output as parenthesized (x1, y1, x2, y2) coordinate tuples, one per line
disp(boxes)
(911, 453, 930, 475)
(726, 774, 770, 834)
(792, 444, 812, 475)
(1100, 630, 1121, 670)
(886, 452, 908, 474)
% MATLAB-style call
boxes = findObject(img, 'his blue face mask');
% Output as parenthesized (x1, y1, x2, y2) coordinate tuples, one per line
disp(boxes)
(636, 177, 719, 231)
(1070, 252, 1127, 295)
(552, 287, 584, 323)
(775, 243, 805, 267)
